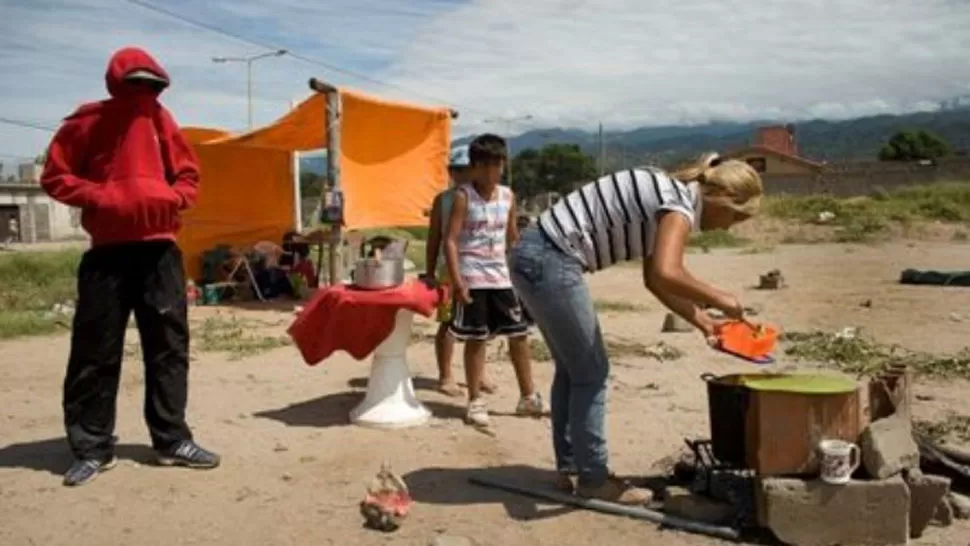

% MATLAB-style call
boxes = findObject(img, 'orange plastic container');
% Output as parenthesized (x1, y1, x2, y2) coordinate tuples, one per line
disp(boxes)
(717, 321, 778, 358)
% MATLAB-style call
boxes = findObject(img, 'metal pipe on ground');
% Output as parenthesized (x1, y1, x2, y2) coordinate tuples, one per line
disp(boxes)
(467, 474, 741, 542)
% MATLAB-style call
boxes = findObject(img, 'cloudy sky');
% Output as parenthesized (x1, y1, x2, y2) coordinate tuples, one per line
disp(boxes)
(1, 0, 969, 163)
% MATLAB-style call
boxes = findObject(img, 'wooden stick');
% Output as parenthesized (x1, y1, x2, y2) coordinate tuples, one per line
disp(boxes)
(308, 78, 337, 93)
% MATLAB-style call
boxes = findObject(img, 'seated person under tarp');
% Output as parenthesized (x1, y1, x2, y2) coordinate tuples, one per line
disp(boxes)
(281, 231, 318, 289)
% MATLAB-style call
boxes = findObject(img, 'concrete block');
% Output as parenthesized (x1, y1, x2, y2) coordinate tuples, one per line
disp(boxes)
(661, 312, 692, 333)
(860, 415, 919, 479)
(664, 486, 734, 524)
(903, 469, 951, 538)
(933, 498, 954, 526)
(756, 476, 910, 546)
(948, 492, 970, 519)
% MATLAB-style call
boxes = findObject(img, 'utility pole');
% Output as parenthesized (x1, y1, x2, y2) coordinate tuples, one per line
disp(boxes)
(483, 114, 533, 189)
(598, 122, 606, 176)
(213, 49, 288, 130)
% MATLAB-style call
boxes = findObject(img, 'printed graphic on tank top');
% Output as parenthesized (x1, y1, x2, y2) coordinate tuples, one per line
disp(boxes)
(457, 184, 513, 289)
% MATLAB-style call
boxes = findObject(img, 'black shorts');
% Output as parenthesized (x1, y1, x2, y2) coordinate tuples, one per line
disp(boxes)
(450, 288, 530, 340)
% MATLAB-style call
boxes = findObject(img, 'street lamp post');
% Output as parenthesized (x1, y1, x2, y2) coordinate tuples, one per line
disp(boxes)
(212, 49, 288, 130)
(483, 114, 533, 189)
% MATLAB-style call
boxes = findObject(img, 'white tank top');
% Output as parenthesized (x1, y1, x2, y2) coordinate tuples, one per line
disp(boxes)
(457, 184, 512, 289)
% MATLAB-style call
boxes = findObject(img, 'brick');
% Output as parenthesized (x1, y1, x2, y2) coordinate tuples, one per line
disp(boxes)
(903, 470, 951, 538)
(756, 476, 910, 546)
(860, 415, 920, 479)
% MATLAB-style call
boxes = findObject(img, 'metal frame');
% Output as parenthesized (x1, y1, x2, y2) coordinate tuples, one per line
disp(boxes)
(305, 77, 461, 286)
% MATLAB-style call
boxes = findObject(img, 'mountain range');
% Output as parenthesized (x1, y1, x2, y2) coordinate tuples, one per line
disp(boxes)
(456, 106, 970, 166)
(301, 104, 970, 176)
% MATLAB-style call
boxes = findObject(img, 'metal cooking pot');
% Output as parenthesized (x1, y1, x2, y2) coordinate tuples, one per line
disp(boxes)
(701, 373, 750, 467)
(352, 257, 405, 290)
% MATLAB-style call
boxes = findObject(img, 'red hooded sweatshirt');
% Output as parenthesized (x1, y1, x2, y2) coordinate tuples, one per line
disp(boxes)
(41, 47, 200, 247)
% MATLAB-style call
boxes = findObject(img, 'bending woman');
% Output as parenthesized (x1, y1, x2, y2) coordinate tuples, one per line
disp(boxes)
(508, 153, 763, 505)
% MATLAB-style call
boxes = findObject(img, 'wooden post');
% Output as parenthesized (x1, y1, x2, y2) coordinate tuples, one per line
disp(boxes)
(308, 78, 342, 286)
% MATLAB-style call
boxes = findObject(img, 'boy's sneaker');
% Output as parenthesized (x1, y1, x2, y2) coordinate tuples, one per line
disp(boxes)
(465, 399, 490, 427)
(157, 440, 221, 469)
(576, 475, 653, 506)
(515, 392, 548, 417)
(63, 456, 117, 487)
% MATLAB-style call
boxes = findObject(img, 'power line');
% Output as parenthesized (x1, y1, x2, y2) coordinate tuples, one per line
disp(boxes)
(0, 117, 57, 132)
(122, 0, 486, 115)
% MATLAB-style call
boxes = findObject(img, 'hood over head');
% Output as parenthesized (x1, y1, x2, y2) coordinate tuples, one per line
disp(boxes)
(105, 47, 170, 98)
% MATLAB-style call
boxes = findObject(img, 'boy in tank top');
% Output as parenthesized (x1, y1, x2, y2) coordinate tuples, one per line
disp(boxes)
(444, 134, 546, 427)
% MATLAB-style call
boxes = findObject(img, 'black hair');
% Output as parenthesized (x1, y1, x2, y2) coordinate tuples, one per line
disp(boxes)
(468, 133, 507, 166)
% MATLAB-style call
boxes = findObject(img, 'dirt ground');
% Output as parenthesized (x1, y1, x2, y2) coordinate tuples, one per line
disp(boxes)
(2, 241, 969, 546)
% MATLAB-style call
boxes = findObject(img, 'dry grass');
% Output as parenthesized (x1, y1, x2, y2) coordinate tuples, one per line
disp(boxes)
(0, 249, 81, 339)
(783, 330, 970, 379)
(766, 181, 970, 243)
(915, 414, 970, 444)
(193, 315, 291, 360)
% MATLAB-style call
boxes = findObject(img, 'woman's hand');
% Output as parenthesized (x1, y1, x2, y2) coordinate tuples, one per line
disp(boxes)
(714, 292, 745, 320)
(698, 312, 731, 349)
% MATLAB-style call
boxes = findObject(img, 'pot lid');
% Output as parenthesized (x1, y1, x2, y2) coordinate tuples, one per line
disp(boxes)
(740, 374, 857, 394)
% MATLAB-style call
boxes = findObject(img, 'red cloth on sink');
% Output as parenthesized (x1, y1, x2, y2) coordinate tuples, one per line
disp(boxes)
(288, 280, 445, 365)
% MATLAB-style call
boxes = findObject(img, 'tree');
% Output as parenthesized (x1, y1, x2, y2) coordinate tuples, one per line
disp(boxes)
(878, 130, 951, 161)
(300, 171, 324, 199)
(510, 143, 596, 198)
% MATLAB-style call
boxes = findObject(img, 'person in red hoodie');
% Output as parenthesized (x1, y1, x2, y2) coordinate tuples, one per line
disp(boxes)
(42, 47, 220, 487)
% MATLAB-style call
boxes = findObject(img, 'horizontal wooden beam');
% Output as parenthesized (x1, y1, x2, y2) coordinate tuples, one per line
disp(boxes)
(308, 77, 337, 94)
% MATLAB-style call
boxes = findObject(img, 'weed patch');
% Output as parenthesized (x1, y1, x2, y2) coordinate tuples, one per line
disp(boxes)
(194, 315, 291, 360)
(782, 330, 970, 379)
(0, 249, 82, 339)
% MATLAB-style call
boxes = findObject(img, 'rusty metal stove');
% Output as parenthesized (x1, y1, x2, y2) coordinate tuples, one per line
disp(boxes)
(685, 439, 759, 528)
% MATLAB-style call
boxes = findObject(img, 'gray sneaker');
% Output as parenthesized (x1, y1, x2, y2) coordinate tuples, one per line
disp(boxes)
(515, 393, 548, 417)
(63, 456, 117, 487)
(157, 441, 220, 469)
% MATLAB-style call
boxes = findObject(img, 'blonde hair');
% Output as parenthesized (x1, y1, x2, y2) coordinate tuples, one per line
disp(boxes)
(671, 152, 763, 219)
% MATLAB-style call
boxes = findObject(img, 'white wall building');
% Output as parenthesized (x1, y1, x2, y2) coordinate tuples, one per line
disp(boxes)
(0, 183, 87, 242)
(18, 163, 41, 184)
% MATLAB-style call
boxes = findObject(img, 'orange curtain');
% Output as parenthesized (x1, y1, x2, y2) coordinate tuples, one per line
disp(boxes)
(177, 87, 451, 280)
(177, 145, 295, 281)
(339, 89, 451, 229)
(208, 94, 328, 151)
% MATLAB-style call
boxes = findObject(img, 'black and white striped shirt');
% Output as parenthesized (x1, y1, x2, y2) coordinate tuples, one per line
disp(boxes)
(538, 168, 700, 272)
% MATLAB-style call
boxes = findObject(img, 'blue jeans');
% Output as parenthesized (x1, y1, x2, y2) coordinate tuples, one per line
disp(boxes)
(509, 227, 610, 487)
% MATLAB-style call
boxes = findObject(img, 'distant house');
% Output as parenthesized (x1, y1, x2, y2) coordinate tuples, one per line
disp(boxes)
(0, 163, 86, 243)
(723, 125, 823, 176)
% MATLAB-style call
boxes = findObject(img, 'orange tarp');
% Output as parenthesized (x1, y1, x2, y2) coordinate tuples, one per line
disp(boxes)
(177, 88, 451, 281)
(202, 93, 328, 151)
(340, 90, 451, 229)
(178, 145, 295, 281)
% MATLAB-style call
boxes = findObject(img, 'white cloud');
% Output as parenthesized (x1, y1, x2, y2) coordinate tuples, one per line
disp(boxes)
(1, 0, 968, 161)
(385, 0, 970, 135)
(0, 0, 436, 158)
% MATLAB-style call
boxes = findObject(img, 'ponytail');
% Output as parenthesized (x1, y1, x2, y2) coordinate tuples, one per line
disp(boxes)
(671, 151, 764, 219)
